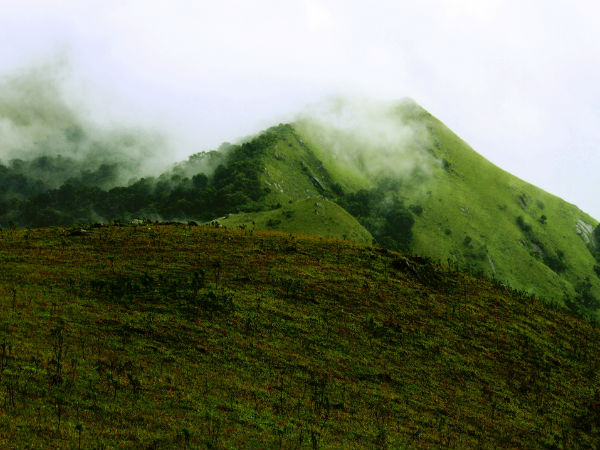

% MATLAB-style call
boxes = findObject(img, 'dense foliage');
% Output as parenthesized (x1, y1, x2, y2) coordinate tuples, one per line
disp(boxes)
(592, 224, 600, 262)
(0, 129, 280, 228)
(2, 115, 599, 322)
(338, 179, 415, 251)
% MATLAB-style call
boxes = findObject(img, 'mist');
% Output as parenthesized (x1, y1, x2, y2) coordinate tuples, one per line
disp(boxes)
(296, 96, 437, 184)
(0, 61, 179, 189)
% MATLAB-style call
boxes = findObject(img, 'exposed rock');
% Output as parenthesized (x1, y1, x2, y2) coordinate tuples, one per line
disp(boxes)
(310, 176, 325, 192)
(575, 219, 595, 247)
(487, 254, 496, 274)
(530, 241, 544, 259)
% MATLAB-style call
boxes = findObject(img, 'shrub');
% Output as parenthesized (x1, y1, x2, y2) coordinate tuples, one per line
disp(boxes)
(409, 204, 423, 216)
(516, 216, 532, 233)
(543, 253, 567, 273)
(267, 218, 281, 228)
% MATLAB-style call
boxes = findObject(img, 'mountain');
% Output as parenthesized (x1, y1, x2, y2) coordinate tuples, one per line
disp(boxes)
(0, 99, 598, 316)
(1, 224, 600, 449)
(210, 100, 600, 316)
(294, 99, 600, 313)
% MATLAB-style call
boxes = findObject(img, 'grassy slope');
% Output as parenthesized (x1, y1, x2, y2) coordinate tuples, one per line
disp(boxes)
(213, 197, 374, 245)
(0, 225, 599, 449)
(410, 106, 599, 303)
(257, 125, 338, 207)
(210, 126, 373, 245)
(294, 103, 599, 306)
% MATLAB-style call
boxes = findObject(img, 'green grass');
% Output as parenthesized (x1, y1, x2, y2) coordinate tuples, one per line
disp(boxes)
(292, 122, 372, 194)
(409, 106, 599, 304)
(0, 224, 599, 449)
(212, 197, 373, 245)
(255, 124, 342, 207)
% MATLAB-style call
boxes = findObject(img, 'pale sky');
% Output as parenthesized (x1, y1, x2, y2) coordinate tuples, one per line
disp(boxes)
(0, 0, 599, 218)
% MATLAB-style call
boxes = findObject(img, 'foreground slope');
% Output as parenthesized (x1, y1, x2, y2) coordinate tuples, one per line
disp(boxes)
(0, 224, 599, 449)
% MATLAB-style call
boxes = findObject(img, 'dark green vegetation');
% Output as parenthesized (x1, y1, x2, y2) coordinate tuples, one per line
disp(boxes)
(337, 180, 414, 251)
(0, 224, 600, 449)
(0, 131, 274, 227)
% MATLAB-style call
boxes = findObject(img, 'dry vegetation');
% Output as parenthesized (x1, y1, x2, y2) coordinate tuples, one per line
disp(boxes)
(0, 224, 598, 449)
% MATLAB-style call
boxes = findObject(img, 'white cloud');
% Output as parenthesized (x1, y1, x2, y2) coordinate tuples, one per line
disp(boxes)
(306, 0, 333, 30)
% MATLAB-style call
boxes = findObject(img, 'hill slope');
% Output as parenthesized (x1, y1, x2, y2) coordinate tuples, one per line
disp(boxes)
(0, 224, 599, 449)
(292, 100, 599, 313)
(212, 197, 373, 245)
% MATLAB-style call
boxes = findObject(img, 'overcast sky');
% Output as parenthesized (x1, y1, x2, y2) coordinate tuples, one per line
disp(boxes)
(0, 0, 599, 218)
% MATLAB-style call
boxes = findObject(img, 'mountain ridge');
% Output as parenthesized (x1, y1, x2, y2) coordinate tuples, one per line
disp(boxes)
(289, 100, 599, 313)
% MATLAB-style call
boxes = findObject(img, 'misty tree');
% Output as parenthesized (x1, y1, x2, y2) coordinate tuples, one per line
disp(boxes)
(0, 125, 288, 228)
(338, 181, 414, 252)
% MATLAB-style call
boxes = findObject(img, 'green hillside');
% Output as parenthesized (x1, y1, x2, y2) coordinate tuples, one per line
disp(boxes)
(292, 100, 600, 315)
(0, 224, 599, 449)
(212, 197, 373, 245)
(411, 106, 598, 305)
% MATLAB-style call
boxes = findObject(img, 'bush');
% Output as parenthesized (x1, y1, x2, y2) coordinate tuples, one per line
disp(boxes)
(195, 290, 234, 318)
(267, 218, 281, 228)
(543, 253, 567, 273)
(516, 216, 532, 233)
(338, 182, 414, 252)
(409, 204, 423, 216)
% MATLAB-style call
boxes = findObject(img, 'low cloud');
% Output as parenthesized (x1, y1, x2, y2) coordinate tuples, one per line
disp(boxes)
(295, 95, 437, 184)
(0, 61, 176, 188)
